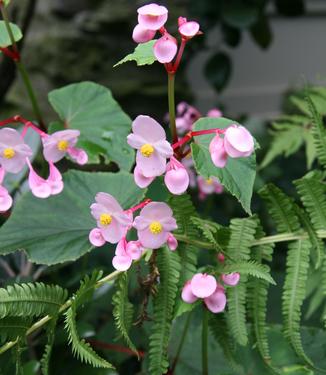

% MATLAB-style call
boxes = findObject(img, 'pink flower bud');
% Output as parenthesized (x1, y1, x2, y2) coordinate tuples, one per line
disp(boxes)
(204, 287, 226, 313)
(207, 108, 223, 118)
(167, 233, 178, 251)
(209, 135, 228, 168)
(178, 20, 200, 39)
(190, 273, 217, 298)
(137, 3, 168, 31)
(132, 24, 156, 43)
(126, 240, 143, 260)
(89, 228, 106, 247)
(27, 159, 51, 199)
(181, 280, 198, 303)
(217, 253, 225, 263)
(153, 34, 178, 63)
(134, 165, 155, 188)
(112, 238, 133, 271)
(224, 125, 254, 158)
(47, 162, 64, 196)
(222, 273, 240, 286)
(164, 156, 189, 195)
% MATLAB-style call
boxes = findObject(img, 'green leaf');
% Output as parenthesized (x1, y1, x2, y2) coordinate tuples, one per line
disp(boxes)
(0, 171, 145, 265)
(48, 82, 134, 170)
(204, 52, 232, 92)
(191, 117, 256, 214)
(40, 317, 58, 375)
(250, 15, 273, 49)
(0, 317, 32, 342)
(221, 1, 258, 29)
(0, 21, 22, 48)
(114, 40, 156, 67)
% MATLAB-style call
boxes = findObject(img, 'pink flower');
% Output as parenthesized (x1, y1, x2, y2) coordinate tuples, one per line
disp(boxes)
(90, 192, 132, 244)
(217, 253, 225, 263)
(0, 128, 32, 173)
(127, 115, 173, 178)
(167, 233, 178, 251)
(137, 3, 168, 30)
(182, 157, 196, 188)
(164, 156, 189, 195)
(133, 201, 177, 249)
(153, 34, 178, 63)
(209, 135, 228, 168)
(27, 159, 64, 198)
(178, 17, 200, 39)
(42, 129, 88, 165)
(221, 273, 240, 286)
(133, 165, 155, 188)
(197, 176, 224, 199)
(0, 167, 12, 212)
(224, 125, 254, 158)
(112, 238, 143, 271)
(207, 108, 223, 118)
(132, 24, 156, 43)
(181, 273, 227, 314)
(89, 228, 106, 247)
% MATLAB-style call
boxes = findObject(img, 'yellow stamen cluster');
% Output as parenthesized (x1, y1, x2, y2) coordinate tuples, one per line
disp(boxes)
(206, 178, 213, 185)
(57, 140, 69, 151)
(149, 221, 163, 235)
(140, 143, 154, 157)
(3, 148, 15, 159)
(100, 213, 112, 226)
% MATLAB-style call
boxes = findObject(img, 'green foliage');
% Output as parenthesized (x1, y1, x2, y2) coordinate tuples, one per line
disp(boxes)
(192, 117, 257, 214)
(64, 270, 113, 369)
(149, 248, 181, 375)
(112, 273, 137, 355)
(48, 82, 134, 169)
(114, 40, 156, 67)
(204, 52, 232, 92)
(191, 216, 222, 249)
(0, 317, 32, 343)
(0, 171, 145, 265)
(0, 21, 22, 48)
(40, 318, 58, 375)
(0, 283, 67, 319)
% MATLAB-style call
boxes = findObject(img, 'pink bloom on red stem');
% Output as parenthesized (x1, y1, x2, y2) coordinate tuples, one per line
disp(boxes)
(167, 233, 178, 251)
(133, 201, 177, 249)
(132, 24, 156, 43)
(137, 3, 168, 30)
(42, 129, 88, 165)
(224, 125, 254, 158)
(89, 228, 106, 247)
(90, 192, 132, 244)
(222, 272, 240, 286)
(203, 286, 227, 313)
(178, 17, 200, 39)
(153, 34, 178, 63)
(0, 128, 32, 173)
(133, 165, 155, 188)
(127, 115, 173, 178)
(209, 135, 228, 168)
(164, 156, 189, 195)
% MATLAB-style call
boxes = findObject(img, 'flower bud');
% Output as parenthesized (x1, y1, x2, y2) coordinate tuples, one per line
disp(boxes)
(164, 156, 189, 195)
(209, 135, 228, 168)
(89, 228, 106, 247)
(153, 34, 178, 63)
(224, 125, 254, 158)
(132, 24, 156, 43)
(221, 272, 240, 286)
(167, 233, 178, 251)
(137, 3, 168, 31)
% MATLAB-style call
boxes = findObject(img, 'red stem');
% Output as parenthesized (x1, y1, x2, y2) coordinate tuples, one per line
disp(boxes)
(172, 128, 225, 152)
(0, 115, 47, 137)
(172, 38, 187, 73)
(86, 339, 145, 358)
(128, 198, 152, 213)
(0, 47, 20, 61)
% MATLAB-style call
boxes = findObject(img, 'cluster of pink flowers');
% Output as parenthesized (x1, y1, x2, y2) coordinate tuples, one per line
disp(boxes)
(89, 194, 178, 271)
(182, 272, 240, 313)
(0, 117, 87, 212)
(132, 3, 201, 66)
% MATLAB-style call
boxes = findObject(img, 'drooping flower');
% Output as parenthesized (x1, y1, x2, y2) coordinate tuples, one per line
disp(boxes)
(209, 135, 228, 168)
(221, 272, 240, 286)
(133, 165, 155, 189)
(0, 128, 32, 173)
(133, 201, 177, 249)
(203, 285, 227, 313)
(223, 125, 254, 158)
(153, 34, 178, 63)
(175, 102, 201, 133)
(89, 228, 106, 247)
(112, 238, 143, 271)
(137, 3, 168, 30)
(42, 129, 88, 165)
(197, 176, 223, 200)
(178, 17, 200, 39)
(127, 115, 173, 178)
(90, 192, 132, 244)
(190, 273, 217, 298)
(132, 24, 156, 43)
(0, 168, 12, 212)
(167, 233, 178, 251)
(164, 156, 189, 195)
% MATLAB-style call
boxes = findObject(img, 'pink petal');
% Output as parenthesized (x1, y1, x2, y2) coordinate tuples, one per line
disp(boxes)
(95, 192, 123, 213)
(132, 24, 156, 43)
(133, 215, 151, 231)
(136, 150, 167, 177)
(132, 115, 166, 143)
(47, 162, 64, 195)
(209, 135, 228, 168)
(167, 233, 178, 251)
(0, 128, 24, 146)
(190, 273, 217, 298)
(26, 159, 51, 198)
(100, 218, 125, 244)
(0, 186, 12, 212)
(134, 165, 155, 188)
(153, 140, 173, 158)
(160, 216, 178, 231)
(0, 167, 5, 184)
(138, 228, 168, 249)
(89, 228, 106, 247)
(127, 133, 147, 150)
(197, 176, 215, 195)
(178, 21, 200, 38)
(137, 3, 168, 30)
(164, 161, 189, 195)
(115, 238, 128, 256)
(204, 289, 227, 313)
(221, 273, 240, 286)
(224, 125, 254, 158)
(112, 255, 132, 271)
(139, 201, 173, 221)
(207, 108, 223, 118)
(126, 241, 143, 260)
(153, 35, 178, 63)
(181, 281, 198, 303)
(68, 147, 88, 165)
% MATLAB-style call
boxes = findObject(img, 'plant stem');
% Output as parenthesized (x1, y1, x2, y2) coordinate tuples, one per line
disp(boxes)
(168, 72, 178, 145)
(171, 312, 192, 372)
(202, 307, 209, 375)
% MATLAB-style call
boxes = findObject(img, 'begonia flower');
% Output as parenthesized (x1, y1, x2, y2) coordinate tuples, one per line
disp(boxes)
(221, 272, 240, 286)
(133, 201, 177, 249)
(153, 34, 178, 63)
(197, 176, 223, 200)
(127, 115, 173, 178)
(209, 135, 228, 168)
(164, 156, 189, 195)
(90, 192, 132, 244)
(224, 125, 254, 158)
(42, 129, 88, 165)
(203, 286, 227, 313)
(89, 228, 106, 247)
(207, 108, 223, 118)
(178, 17, 200, 39)
(134, 165, 155, 188)
(0, 168, 12, 212)
(112, 238, 143, 271)
(167, 233, 178, 251)
(137, 3, 168, 30)
(132, 24, 156, 43)
(191, 273, 217, 298)
(0, 128, 32, 173)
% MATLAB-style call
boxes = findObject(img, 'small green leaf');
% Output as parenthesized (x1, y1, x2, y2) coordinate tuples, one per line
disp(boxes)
(0, 21, 22, 48)
(114, 40, 156, 67)
(191, 117, 256, 214)
(204, 52, 232, 92)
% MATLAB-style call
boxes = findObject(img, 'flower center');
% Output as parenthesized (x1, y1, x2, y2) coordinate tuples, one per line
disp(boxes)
(149, 221, 163, 234)
(3, 148, 15, 159)
(57, 140, 69, 151)
(100, 213, 112, 226)
(206, 178, 213, 185)
(140, 143, 154, 157)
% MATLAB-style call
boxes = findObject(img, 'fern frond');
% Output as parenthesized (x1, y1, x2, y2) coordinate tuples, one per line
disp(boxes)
(73, 270, 103, 309)
(282, 239, 313, 366)
(0, 317, 32, 342)
(0, 283, 67, 319)
(191, 217, 220, 247)
(149, 247, 180, 375)
(40, 317, 58, 375)
(112, 273, 137, 356)
(259, 184, 301, 233)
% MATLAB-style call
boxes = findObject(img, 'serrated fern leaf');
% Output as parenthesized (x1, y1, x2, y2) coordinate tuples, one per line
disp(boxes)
(259, 184, 301, 233)
(74, 270, 103, 308)
(40, 317, 58, 375)
(112, 273, 137, 356)
(149, 248, 180, 375)
(282, 239, 313, 366)
(0, 283, 67, 318)
(0, 317, 32, 342)
(191, 216, 221, 248)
